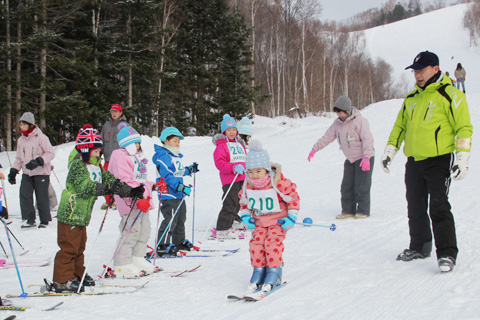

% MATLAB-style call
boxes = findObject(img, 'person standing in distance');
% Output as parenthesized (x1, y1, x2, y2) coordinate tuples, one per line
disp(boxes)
(100, 104, 128, 210)
(381, 51, 473, 272)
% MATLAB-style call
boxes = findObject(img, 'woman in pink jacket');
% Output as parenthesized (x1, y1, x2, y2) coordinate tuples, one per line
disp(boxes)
(308, 96, 375, 219)
(109, 123, 155, 278)
(213, 114, 247, 239)
(8, 112, 55, 228)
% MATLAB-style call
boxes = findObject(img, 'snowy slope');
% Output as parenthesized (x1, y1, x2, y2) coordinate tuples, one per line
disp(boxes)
(364, 3, 479, 92)
(1, 5, 480, 320)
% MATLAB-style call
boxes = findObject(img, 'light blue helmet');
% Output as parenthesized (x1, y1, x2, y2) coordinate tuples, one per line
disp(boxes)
(160, 127, 184, 142)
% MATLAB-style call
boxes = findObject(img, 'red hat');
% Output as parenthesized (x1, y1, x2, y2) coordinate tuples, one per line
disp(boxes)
(110, 104, 123, 112)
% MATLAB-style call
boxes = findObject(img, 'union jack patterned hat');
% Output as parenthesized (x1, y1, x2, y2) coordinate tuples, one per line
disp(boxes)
(75, 124, 103, 163)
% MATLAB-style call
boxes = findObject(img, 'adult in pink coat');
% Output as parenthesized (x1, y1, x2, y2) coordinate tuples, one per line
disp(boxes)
(308, 96, 375, 219)
(8, 112, 55, 228)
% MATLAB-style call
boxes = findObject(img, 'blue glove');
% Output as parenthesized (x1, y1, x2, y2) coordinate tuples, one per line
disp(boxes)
(278, 213, 297, 230)
(233, 165, 245, 174)
(241, 214, 255, 230)
(176, 183, 192, 196)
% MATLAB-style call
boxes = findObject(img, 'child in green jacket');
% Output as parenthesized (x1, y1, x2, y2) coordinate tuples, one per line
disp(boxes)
(52, 125, 144, 293)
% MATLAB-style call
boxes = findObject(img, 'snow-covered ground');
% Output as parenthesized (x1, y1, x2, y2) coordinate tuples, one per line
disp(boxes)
(1, 4, 480, 320)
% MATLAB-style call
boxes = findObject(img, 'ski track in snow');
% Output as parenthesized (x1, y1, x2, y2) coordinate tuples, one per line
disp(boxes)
(1, 4, 480, 319)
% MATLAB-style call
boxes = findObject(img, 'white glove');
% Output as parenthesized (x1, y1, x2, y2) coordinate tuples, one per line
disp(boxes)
(381, 145, 398, 173)
(451, 151, 470, 181)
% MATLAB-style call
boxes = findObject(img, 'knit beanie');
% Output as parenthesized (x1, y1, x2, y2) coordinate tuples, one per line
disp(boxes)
(237, 117, 253, 136)
(334, 96, 352, 112)
(76, 124, 103, 163)
(160, 127, 184, 142)
(117, 122, 141, 148)
(245, 140, 271, 172)
(19, 112, 35, 125)
(221, 114, 237, 134)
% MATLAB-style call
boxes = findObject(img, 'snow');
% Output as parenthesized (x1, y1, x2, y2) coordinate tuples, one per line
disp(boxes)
(1, 5, 480, 319)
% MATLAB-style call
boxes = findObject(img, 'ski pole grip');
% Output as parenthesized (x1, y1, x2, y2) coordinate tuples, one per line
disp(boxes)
(278, 219, 285, 224)
(249, 217, 255, 224)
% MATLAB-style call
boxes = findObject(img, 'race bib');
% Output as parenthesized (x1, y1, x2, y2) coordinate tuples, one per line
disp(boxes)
(132, 155, 147, 182)
(247, 189, 281, 215)
(229, 144, 246, 163)
(86, 164, 102, 183)
(173, 159, 186, 177)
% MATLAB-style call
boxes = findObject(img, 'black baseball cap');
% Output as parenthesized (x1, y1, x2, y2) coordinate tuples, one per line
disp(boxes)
(405, 51, 439, 70)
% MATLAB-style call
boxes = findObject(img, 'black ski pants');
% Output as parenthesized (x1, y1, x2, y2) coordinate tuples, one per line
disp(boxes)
(157, 198, 187, 246)
(340, 157, 374, 216)
(20, 174, 51, 224)
(216, 181, 243, 231)
(405, 153, 457, 260)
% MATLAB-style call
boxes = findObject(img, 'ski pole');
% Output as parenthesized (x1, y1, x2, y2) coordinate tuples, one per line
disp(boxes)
(51, 166, 64, 190)
(77, 202, 113, 293)
(0, 239, 8, 257)
(201, 173, 239, 242)
(150, 197, 186, 258)
(0, 173, 9, 212)
(152, 179, 166, 267)
(5, 225, 24, 250)
(191, 167, 197, 243)
(1, 217, 27, 297)
(99, 199, 140, 279)
(277, 219, 336, 231)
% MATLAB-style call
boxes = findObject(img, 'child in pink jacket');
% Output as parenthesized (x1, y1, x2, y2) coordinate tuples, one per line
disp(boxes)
(109, 123, 155, 278)
(239, 140, 300, 293)
(308, 96, 375, 219)
(213, 114, 247, 239)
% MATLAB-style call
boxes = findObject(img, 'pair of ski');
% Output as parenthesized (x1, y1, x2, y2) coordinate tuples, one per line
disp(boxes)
(227, 282, 287, 302)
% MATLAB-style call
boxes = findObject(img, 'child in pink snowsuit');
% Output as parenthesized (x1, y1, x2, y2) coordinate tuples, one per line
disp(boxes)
(238, 140, 300, 293)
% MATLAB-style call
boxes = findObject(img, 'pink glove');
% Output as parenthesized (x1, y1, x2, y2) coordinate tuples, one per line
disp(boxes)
(307, 149, 316, 162)
(359, 156, 370, 171)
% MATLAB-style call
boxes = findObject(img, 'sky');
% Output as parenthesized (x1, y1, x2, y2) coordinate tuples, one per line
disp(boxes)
(320, 0, 459, 22)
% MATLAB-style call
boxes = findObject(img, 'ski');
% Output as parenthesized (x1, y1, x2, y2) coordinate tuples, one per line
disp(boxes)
(243, 282, 288, 301)
(4, 315, 16, 320)
(0, 258, 51, 269)
(170, 264, 201, 277)
(152, 248, 240, 259)
(227, 288, 261, 301)
(6, 280, 148, 298)
(0, 302, 63, 312)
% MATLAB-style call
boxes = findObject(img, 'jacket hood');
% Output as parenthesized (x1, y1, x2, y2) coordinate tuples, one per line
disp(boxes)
(215, 135, 236, 146)
(414, 72, 449, 93)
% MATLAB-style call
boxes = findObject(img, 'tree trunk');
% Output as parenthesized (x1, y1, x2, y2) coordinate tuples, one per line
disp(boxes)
(39, 0, 47, 129)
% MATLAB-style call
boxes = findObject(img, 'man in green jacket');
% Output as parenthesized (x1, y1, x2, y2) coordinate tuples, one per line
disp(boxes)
(381, 51, 473, 273)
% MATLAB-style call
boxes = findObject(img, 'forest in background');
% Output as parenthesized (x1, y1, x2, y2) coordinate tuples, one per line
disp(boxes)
(0, 0, 477, 149)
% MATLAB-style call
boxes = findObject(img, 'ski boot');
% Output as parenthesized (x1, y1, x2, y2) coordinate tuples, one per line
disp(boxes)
(51, 278, 85, 293)
(261, 267, 282, 292)
(78, 273, 96, 287)
(247, 267, 266, 292)
(176, 239, 200, 251)
(396, 242, 432, 261)
(132, 256, 162, 275)
(156, 244, 180, 257)
(113, 264, 145, 279)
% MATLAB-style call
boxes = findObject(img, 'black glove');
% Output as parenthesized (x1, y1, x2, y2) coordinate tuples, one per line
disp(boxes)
(186, 163, 199, 176)
(8, 168, 18, 185)
(129, 185, 145, 199)
(25, 157, 44, 170)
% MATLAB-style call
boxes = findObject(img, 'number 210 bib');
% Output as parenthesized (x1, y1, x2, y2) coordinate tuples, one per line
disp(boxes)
(247, 189, 281, 215)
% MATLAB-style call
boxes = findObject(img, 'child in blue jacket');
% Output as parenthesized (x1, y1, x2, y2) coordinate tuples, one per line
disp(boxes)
(152, 127, 198, 255)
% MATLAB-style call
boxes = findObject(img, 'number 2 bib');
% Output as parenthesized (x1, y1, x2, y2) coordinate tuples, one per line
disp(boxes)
(86, 164, 102, 183)
(247, 189, 281, 215)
